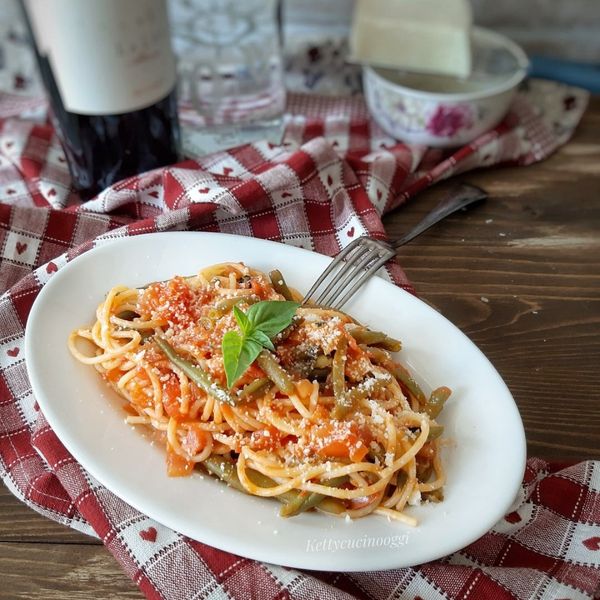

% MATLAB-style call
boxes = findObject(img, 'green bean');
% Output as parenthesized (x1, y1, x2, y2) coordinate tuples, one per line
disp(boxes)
(427, 423, 444, 441)
(423, 386, 451, 419)
(279, 476, 347, 518)
(346, 376, 388, 404)
(390, 364, 427, 405)
(350, 328, 402, 352)
(209, 294, 259, 318)
(279, 491, 320, 517)
(365, 346, 435, 414)
(332, 336, 351, 418)
(256, 350, 295, 395)
(204, 456, 334, 508)
(330, 377, 389, 418)
(203, 456, 246, 493)
(314, 355, 332, 369)
(154, 337, 237, 406)
(366, 348, 427, 405)
(363, 345, 393, 366)
(314, 498, 348, 515)
(275, 321, 297, 343)
(203, 456, 296, 502)
(308, 355, 332, 380)
(247, 475, 297, 504)
(269, 269, 294, 301)
(239, 377, 272, 401)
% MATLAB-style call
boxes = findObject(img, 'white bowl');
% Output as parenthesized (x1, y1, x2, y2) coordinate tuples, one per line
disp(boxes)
(363, 27, 530, 147)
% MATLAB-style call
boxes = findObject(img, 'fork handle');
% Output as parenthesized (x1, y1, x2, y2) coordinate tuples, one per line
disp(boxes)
(390, 183, 487, 250)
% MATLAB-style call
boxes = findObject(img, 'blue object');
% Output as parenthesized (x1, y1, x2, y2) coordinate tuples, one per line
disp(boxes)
(530, 55, 600, 93)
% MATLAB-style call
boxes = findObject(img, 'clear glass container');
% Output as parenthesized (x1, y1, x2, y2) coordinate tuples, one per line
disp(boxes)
(170, 0, 285, 153)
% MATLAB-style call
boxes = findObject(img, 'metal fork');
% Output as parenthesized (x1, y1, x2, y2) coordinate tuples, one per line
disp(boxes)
(303, 183, 487, 310)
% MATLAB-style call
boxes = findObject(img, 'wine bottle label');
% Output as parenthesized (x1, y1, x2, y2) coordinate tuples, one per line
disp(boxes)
(24, 0, 176, 115)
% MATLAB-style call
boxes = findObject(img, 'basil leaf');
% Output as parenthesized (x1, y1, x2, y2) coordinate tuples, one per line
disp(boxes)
(249, 329, 275, 351)
(246, 301, 300, 338)
(233, 305, 252, 335)
(222, 330, 262, 388)
(222, 299, 299, 388)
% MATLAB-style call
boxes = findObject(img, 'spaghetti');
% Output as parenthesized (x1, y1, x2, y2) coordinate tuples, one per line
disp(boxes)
(69, 263, 450, 523)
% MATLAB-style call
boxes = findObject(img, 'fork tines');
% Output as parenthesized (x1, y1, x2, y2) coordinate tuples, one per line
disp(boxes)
(303, 237, 395, 310)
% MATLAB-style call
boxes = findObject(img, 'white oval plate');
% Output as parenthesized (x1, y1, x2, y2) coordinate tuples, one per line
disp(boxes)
(25, 232, 526, 571)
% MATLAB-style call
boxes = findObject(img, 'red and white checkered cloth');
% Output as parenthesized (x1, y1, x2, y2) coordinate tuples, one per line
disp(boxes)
(1, 81, 599, 600)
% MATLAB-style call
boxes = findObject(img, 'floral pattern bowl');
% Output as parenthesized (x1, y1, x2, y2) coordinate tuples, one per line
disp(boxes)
(363, 28, 529, 148)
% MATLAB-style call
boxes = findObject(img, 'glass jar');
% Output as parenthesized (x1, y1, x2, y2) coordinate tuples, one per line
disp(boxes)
(171, 0, 285, 137)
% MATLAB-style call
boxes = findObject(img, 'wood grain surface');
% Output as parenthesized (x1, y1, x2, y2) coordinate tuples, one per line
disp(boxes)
(1, 98, 598, 599)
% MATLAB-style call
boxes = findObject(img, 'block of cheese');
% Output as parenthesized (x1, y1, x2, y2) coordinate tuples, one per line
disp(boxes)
(350, 0, 473, 78)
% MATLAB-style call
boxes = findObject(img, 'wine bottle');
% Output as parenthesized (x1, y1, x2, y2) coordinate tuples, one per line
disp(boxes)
(21, 0, 181, 200)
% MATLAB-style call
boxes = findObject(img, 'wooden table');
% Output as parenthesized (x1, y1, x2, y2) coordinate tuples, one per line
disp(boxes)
(1, 98, 598, 599)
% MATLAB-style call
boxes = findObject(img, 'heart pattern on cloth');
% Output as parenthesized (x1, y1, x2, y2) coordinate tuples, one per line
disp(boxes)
(16, 242, 27, 254)
(47, 188, 57, 197)
(347, 227, 355, 238)
(198, 187, 210, 194)
(139, 527, 157, 543)
(147, 190, 159, 198)
(582, 536, 600, 551)
(7, 348, 19, 358)
(504, 512, 522, 524)
(6, 188, 16, 195)
(46, 262, 58, 274)
(222, 167, 233, 176)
